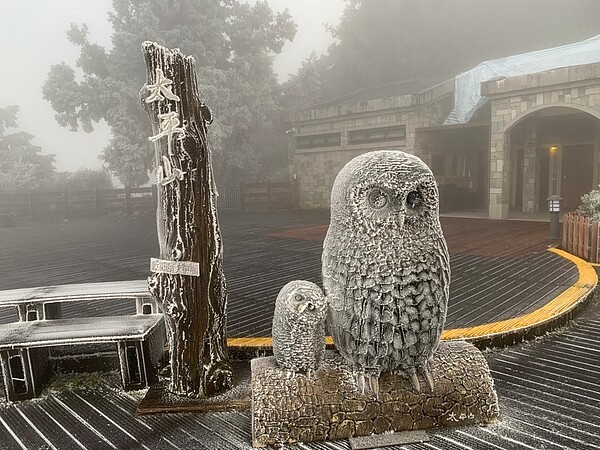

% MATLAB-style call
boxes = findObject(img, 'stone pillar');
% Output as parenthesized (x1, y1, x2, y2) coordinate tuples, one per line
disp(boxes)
(522, 141, 539, 213)
(489, 130, 510, 219)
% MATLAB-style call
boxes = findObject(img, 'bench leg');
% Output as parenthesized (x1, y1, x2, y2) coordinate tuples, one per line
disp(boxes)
(17, 304, 45, 322)
(118, 341, 147, 390)
(143, 319, 166, 385)
(117, 321, 165, 391)
(136, 296, 161, 315)
(17, 303, 61, 321)
(0, 348, 50, 401)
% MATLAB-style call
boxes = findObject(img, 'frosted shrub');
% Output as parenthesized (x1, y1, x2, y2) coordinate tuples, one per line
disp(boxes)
(578, 187, 600, 221)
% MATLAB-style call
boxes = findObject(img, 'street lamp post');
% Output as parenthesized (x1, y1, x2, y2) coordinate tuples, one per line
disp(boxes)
(547, 195, 562, 239)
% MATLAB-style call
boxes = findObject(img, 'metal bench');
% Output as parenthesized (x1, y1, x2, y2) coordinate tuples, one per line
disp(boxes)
(0, 280, 159, 321)
(0, 280, 165, 401)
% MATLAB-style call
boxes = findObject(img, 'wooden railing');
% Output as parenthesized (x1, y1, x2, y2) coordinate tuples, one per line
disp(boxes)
(0, 185, 261, 224)
(562, 212, 600, 263)
(0, 187, 157, 221)
(240, 181, 299, 211)
(218, 185, 242, 209)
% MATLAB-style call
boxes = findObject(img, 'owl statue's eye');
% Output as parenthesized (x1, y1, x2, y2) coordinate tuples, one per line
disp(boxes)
(368, 189, 388, 209)
(294, 294, 304, 301)
(406, 191, 423, 209)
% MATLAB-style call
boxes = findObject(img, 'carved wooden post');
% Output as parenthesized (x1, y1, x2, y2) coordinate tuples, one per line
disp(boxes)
(140, 42, 232, 398)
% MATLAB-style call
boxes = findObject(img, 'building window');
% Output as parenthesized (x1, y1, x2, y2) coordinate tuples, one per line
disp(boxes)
(295, 133, 341, 149)
(348, 125, 406, 145)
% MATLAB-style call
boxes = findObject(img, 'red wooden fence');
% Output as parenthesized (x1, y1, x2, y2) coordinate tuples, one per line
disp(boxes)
(562, 212, 600, 263)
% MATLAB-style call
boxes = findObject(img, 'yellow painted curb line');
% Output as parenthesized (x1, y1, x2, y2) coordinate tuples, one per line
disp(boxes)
(228, 336, 335, 348)
(227, 248, 597, 348)
(440, 248, 597, 341)
(227, 337, 275, 348)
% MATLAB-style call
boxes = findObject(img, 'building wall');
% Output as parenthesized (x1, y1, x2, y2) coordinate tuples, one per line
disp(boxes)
(293, 62, 600, 215)
(484, 63, 600, 218)
(294, 109, 410, 209)
(295, 149, 366, 209)
(292, 83, 453, 209)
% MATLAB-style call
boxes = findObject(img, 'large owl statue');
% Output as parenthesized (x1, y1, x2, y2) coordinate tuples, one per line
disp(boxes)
(272, 280, 327, 373)
(322, 150, 450, 395)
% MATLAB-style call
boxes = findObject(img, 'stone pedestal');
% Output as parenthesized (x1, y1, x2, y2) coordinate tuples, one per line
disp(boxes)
(251, 341, 499, 447)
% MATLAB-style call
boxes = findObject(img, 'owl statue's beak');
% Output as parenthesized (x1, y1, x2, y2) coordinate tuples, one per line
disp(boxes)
(298, 300, 325, 314)
(298, 303, 310, 314)
(396, 212, 405, 229)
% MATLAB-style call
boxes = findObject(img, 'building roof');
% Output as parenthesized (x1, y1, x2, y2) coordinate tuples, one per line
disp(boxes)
(444, 34, 600, 125)
(312, 75, 452, 109)
(296, 35, 600, 125)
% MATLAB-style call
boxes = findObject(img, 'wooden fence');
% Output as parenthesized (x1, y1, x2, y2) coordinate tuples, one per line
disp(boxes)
(240, 181, 299, 211)
(0, 188, 157, 221)
(562, 212, 600, 263)
(218, 185, 241, 209)
(0, 182, 296, 224)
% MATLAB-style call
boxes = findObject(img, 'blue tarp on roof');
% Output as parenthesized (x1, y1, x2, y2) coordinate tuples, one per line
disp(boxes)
(444, 34, 600, 125)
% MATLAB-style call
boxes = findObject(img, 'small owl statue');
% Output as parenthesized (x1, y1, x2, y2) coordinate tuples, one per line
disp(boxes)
(272, 280, 327, 373)
(322, 150, 450, 395)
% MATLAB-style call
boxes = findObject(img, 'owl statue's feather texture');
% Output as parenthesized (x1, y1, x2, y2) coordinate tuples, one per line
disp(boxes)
(322, 150, 450, 395)
(272, 280, 327, 372)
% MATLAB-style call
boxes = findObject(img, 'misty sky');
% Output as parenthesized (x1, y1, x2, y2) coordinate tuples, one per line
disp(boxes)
(0, 0, 345, 172)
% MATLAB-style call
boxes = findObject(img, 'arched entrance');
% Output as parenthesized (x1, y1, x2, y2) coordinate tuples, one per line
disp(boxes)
(505, 106, 600, 215)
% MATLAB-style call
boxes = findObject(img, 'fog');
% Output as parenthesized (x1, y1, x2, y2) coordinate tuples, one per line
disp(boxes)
(1, 1, 113, 172)
(0, 0, 344, 174)
(2, 0, 600, 189)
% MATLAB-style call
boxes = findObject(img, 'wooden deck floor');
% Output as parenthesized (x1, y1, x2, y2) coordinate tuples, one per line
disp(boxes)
(0, 211, 574, 337)
(0, 295, 597, 449)
(0, 211, 596, 448)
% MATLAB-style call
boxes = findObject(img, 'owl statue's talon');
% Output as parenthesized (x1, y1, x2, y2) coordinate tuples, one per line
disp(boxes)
(368, 374, 380, 399)
(355, 371, 366, 394)
(423, 368, 435, 392)
(353, 371, 381, 398)
(409, 372, 421, 393)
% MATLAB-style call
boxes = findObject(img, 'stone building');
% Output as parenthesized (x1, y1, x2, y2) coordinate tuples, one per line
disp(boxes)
(291, 36, 600, 219)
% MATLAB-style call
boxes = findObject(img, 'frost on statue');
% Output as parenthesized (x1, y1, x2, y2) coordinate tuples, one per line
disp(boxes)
(252, 151, 498, 447)
(269, 150, 451, 390)
(323, 150, 451, 396)
(272, 280, 327, 373)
